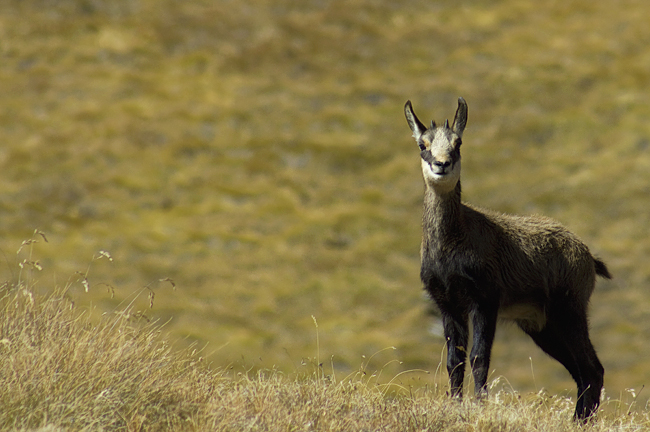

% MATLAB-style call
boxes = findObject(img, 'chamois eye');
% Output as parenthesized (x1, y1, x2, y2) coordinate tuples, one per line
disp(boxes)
(418, 142, 426, 151)
(456, 138, 462, 147)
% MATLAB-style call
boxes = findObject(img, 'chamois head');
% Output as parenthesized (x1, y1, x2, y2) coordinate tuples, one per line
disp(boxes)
(404, 98, 468, 192)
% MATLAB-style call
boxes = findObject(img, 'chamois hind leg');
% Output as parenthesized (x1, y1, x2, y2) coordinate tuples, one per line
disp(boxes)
(520, 306, 604, 421)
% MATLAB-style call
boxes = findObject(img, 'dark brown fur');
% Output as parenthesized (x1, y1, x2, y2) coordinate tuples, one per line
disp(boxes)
(406, 98, 610, 421)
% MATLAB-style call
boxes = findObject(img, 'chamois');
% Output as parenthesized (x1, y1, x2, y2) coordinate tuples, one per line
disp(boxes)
(404, 98, 611, 421)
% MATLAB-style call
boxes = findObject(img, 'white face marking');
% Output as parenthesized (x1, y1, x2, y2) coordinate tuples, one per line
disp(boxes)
(420, 128, 461, 192)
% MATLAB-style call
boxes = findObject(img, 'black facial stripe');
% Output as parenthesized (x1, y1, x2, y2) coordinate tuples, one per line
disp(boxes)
(420, 149, 435, 165)
(420, 149, 461, 168)
(451, 147, 461, 165)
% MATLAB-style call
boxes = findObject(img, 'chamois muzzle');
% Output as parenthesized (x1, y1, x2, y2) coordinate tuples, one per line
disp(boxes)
(432, 159, 452, 174)
(420, 149, 453, 175)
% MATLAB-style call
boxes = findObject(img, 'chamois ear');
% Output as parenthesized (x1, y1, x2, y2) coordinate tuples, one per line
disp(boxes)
(452, 97, 468, 137)
(404, 100, 427, 141)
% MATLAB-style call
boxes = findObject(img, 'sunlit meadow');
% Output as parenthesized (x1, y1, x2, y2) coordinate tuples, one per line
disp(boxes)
(1, 0, 650, 426)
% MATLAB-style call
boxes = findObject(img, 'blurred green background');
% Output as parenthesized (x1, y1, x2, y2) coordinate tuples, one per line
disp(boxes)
(1, 0, 649, 404)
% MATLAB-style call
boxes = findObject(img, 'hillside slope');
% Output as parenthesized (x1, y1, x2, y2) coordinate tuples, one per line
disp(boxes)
(0, 0, 649, 404)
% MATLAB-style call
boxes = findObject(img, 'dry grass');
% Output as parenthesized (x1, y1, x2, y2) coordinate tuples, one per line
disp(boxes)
(0, 249, 214, 430)
(2, 262, 650, 431)
(1, 0, 650, 417)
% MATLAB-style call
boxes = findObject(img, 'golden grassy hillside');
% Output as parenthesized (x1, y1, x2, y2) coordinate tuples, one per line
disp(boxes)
(1, 0, 650, 407)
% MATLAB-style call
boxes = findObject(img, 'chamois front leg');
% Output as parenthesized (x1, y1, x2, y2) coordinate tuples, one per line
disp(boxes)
(442, 312, 469, 398)
(469, 304, 498, 398)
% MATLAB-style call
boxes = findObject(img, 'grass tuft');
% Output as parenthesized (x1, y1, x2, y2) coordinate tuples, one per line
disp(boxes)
(0, 258, 215, 430)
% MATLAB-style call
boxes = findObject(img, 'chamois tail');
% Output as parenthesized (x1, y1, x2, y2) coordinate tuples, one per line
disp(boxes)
(594, 258, 612, 279)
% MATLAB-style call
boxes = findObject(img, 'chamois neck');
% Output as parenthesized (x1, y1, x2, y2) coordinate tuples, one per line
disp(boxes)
(423, 180, 463, 240)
